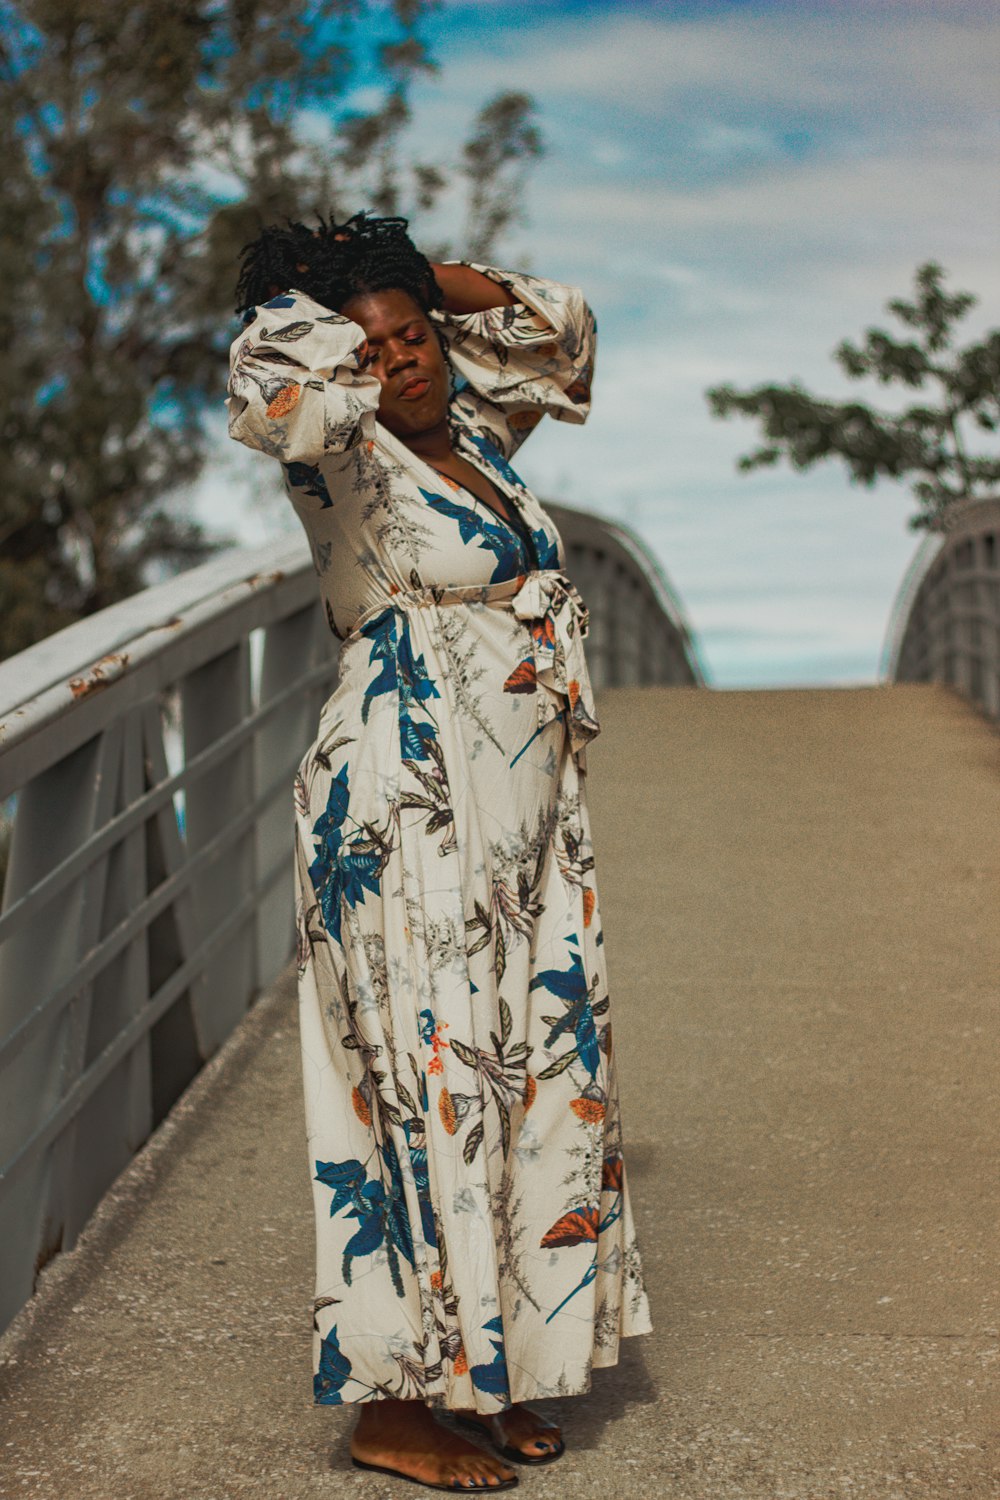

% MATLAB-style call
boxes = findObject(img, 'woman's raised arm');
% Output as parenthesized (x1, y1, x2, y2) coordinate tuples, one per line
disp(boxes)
(429, 261, 597, 461)
(226, 289, 381, 467)
(428, 262, 517, 314)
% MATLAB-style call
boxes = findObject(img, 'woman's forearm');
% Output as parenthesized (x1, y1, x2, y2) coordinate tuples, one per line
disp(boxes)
(429, 261, 517, 314)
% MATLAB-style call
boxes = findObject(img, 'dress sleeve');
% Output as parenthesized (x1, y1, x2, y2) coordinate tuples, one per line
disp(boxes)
(433, 262, 597, 460)
(225, 288, 381, 465)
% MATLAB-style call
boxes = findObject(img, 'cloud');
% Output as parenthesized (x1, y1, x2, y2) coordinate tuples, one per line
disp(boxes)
(459, 9, 998, 119)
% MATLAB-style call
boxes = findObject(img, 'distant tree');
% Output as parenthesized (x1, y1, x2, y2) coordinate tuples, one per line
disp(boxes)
(0, 0, 543, 659)
(460, 91, 543, 262)
(706, 262, 1000, 533)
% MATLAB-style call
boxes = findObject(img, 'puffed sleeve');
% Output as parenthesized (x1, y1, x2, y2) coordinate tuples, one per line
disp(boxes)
(433, 262, 597, 460)
(225, 288, 381, 465)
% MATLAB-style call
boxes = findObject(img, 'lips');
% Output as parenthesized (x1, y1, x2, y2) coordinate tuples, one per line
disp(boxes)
(397, 376, 431, 401)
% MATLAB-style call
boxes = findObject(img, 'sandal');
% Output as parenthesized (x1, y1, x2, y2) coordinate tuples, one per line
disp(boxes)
(351, 1456, 519, 1490)
(453, 1411, 566, 1466)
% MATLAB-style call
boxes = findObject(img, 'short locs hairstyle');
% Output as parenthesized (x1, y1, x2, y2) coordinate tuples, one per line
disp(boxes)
(233, 210, 444, 320)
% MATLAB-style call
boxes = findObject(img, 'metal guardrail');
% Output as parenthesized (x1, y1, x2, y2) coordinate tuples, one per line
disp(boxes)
(0, 506, 703, 1337)
(881, 498, 1000, 722)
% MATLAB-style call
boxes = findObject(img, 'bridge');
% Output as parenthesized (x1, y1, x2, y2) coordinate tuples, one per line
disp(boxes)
(0, 499, 996, 1498)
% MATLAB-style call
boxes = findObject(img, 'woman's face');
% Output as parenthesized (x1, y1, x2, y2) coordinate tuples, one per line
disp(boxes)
(341, 287, 450, 441)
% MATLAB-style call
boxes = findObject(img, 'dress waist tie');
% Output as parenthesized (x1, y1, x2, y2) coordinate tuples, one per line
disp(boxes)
(340, 569, 601, 768)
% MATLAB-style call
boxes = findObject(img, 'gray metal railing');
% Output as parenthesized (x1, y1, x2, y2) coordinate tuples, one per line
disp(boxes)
(0, 504, 703, 1336)
(881, 497, 1000, 722)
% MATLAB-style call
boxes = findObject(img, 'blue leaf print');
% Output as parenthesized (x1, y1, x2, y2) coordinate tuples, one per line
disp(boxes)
(307, 765, 383, 942)
(464, 432, 524, 491)
(322, 765, 351, 829)
(404, 1138, 437, 1249)
(343, 1213, 384, 1262)
(359, 612, 399, 725)
(283, 460, 333, 507)
(421, 488, 487, 547)
(469, 1313, 510, 1400)
(530, 949, 588, 1004)
(421, 488, 527, 584)
(314, 1323, 352, 1405)
(530, 950, 600, 1080)
(575, 1006, 600, 1079)
(396, 627, 440, 707)
(379, 1140, 415, 1268)
(532, 525, 560, 568)
(470, 1360, 510, 1396)
(314, 1157, 366, 1218)
(263, 294, 296, 309)
(399, 712, 435, 761)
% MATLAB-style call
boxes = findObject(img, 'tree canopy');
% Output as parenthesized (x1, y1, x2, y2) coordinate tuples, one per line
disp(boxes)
(0, 0, 542, 658)
(706, 262, 1000, 533)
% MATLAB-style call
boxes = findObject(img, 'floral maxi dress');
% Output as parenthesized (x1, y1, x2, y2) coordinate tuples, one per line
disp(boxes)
(225, 261, 652, 1412)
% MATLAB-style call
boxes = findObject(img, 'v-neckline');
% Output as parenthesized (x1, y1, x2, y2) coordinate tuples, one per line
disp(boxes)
(434, 470, 520, 534)
(372, 419, 537, 563)
(434, 467, 537, 571)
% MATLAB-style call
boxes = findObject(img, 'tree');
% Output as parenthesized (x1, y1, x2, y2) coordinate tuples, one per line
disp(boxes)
(0, 0, 543, 659)
(705, 262, 1000, 533)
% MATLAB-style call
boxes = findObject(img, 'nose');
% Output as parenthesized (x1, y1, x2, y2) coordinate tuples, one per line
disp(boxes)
(382, 337, 416, 377)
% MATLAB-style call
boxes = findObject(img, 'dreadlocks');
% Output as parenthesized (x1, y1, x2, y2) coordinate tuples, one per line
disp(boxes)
(233, 211, 443, 320)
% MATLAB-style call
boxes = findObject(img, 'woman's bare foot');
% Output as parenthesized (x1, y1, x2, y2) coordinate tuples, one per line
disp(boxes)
(351, 1398, 517, 1490)
(455, 1402, 564, 1460)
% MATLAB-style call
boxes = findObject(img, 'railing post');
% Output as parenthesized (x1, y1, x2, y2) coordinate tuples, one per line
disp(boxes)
(57, 706, 154, 1246)
(0, 728, 116, 1326)
(181, 641, 256, 1055)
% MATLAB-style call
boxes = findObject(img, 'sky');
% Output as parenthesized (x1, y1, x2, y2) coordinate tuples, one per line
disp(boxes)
(198, 0, 1000, 689)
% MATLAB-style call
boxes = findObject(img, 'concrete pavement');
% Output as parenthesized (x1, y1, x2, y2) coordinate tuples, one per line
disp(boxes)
(1, 681, 997, 1498)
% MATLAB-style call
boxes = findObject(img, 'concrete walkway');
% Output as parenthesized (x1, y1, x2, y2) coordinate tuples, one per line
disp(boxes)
(1, 682, 997, 1499)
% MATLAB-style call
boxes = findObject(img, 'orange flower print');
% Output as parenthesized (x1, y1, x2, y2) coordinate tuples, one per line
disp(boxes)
(453, 1345, 469, 1376)
(523, 1075, 537, 1112)
(582, 887, 596, 927)
(351, 1085, 371, 1127)
(570, 1096, 606, 1125)
(439, 1087, 458, 1135)
(419, 1008, 449, 1073)
(430, 1270, 443, 1292)
(266, 383, 300, 419)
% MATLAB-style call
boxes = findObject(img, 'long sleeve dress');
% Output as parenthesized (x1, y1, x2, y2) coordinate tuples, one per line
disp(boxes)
(225, 261, 652, 1414)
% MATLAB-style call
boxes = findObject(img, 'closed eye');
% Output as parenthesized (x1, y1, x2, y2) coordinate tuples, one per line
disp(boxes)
(364, 331, 426, 367)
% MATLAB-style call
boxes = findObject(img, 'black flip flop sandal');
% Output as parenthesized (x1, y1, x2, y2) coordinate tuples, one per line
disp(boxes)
(453, 1412, 566, 1466)
(351, 1455, 519, 1490)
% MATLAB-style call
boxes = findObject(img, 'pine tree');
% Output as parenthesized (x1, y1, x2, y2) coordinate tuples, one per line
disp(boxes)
(706, 262, 1000, 533)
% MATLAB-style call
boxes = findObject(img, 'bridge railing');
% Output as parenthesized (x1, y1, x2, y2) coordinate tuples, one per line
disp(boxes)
(0, 504, 703, 1337)
(882, 497, 1000, 722)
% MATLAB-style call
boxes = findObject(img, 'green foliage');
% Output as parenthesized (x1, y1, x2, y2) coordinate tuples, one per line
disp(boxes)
(705, 262, 1000, 533)
(461, 92, 543, 263)
(0, 0, 543, 659)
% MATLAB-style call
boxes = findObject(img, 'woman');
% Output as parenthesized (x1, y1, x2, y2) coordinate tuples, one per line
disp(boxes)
(226, 213, 652, 1492)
